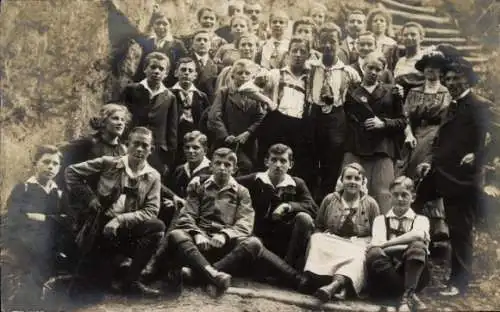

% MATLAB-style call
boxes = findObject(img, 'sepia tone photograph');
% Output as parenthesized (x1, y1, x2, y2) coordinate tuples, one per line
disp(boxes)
(0, 0, 499, 311)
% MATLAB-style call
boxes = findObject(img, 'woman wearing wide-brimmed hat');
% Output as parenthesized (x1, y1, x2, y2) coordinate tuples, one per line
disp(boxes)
(399, 49, 452, 248)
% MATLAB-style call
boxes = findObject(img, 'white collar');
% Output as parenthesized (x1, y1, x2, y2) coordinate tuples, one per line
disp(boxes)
(171, 82, 199, 94)
(194, 52, 209, 64)
(312, 59, 346, 70)
(256, 171, 296, 188)
(358, 58, 365, 72)
(346, 36, 356, 43)
(341, 195, 360, 210)
(121, 156, 156, 179)
(183, 157, 211, 178)
(26, 176, 59, 194)
(386, 208, 417, 220)
(281, 64, 311, 77)
(205, 175, 239, 191)
(455, 89, 471, 101)
(362, 82, 378, 93)
(139, 79, 167, 98)
(151, 33, 174, 45)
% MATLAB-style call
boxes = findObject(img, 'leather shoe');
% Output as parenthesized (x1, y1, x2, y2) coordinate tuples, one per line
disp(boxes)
(206, 271, 231, 297)
(120, 281, 161, 297)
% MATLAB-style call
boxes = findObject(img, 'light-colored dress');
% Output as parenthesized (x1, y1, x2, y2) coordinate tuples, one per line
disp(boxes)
(404, 83, 451, 178)
(303, 192, 380, 295)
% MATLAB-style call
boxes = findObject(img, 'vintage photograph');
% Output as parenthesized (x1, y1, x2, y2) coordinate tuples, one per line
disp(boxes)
(1, 0, 499, 311)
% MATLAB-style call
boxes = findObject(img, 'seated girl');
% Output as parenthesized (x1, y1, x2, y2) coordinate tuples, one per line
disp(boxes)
(301, 163, 380, 301)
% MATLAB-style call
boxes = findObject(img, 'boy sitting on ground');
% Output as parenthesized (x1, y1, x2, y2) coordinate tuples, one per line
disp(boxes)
(366, 176, 430, 312)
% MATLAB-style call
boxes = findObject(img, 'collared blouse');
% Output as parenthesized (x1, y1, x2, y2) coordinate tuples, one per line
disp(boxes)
(315, 192, 380, 237)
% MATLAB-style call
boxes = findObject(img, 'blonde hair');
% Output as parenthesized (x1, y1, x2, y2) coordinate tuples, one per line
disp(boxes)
(89, 103, 131, 132)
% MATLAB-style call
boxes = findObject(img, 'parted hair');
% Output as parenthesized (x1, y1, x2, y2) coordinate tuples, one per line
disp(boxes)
(231, 59, 258, 75)
(197, 7, 217, 22)
(390, 176, 415, 193)
(318, 23, 342, 42)
(288, 35, 312, 52)
(229, 14, 252, 30)
(234, 32, 259, 49)
(267, 143, 294, 162)
(33, 145, 63, 164)
(364, 51, 387, 69)
(308, 2, 327, 15)
(212, 147, 238, 165)
(292, 17, 317, 35)
(144, 51, 170, 70)
(269, 9, 289, 23)
(228, 1, 245, 16)
(128, 127, 153, 143)
(400, 22, 425, 38)
(184, 130, 208, 150)
(175, 57, 196, 70)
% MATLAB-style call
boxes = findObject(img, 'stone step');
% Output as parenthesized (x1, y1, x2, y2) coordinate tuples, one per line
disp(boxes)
(380, 0, 436, 14)
(387, 8, 453, 28)
(393, 25, 461, 37)
(422, 37, 468, 44)
(465, 55, 490, 64)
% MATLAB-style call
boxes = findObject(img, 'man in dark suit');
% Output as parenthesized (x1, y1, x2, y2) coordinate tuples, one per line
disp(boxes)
(189, 30, 219, 103)
(170, 57, 210, 166)
(339, 10, 366, 65)
(121, 52, 178, 176)
(417, 56, 491, 297)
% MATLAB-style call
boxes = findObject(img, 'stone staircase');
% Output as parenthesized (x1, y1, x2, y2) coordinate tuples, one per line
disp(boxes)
(378, 0, 490, 71)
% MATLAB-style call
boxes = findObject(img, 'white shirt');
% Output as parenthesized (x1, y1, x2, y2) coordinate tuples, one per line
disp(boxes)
(183, 157, 211, 179)
(26, 176, 60, 195)
(150, 33, 174, 50)
(394, 50, 424, 78)
(112, 156, 156, 214)
(171, 82, 201, 122)
(139, 79, 167, 99)
(362, 83, 378, 94)
(371, 208, 430, 246)
(269, 66, 309, 119)
(194, 52, 210, 67)
(455, 88, 471, 101)
(260, 38, 290, 69)
(256, 171, 296, 188)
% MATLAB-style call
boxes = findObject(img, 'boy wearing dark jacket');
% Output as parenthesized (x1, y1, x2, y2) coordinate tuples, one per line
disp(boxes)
(237, 144, 317, 269)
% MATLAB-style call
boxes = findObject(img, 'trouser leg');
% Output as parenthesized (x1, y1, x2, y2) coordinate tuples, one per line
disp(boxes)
(444, 196, 475, 292)
(213, 236, 263, 274)
(403, 241, 429, 292)
(260, 247, 302, 289)
(168, 229, 211, 275)
(366, 247, 403, 298)
(124, 219, 165, 284)
(367, 156, 394, 215)
(285, 212, 314, 270)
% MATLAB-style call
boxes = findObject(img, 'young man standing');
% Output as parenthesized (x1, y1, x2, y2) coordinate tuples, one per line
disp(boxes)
(189, 30, 220, 103)
(257, 10, 290, 70)
(343, 52, 406, 213)
(238, 144, 317, 270)
(243, 0, 268, 42)
(340, 10, 366, 64)
(121, 52, 178, 176)
(308, 23, 361, 201)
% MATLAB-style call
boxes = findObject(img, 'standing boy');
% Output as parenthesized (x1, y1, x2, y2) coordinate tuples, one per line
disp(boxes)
(208, 59, 266, 175)
(121, 52, 178, 176)
(189, 29, 220, 103)
(171, 57, 210, 166)
(340, 10, 366, 64)
(257, 10, 290, 70)
(343, 52, 406, 213)
(366, 176, 430, 312)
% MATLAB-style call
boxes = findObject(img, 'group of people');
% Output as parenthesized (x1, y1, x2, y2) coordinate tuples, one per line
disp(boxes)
(4, 1, 494, 312)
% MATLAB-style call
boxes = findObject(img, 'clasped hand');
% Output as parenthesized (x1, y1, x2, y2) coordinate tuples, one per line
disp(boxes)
(103, 218, 120, 237)
(364, 116, 385, 130)
(271, 203, 291, 220)
(194, 233, 227, 251)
